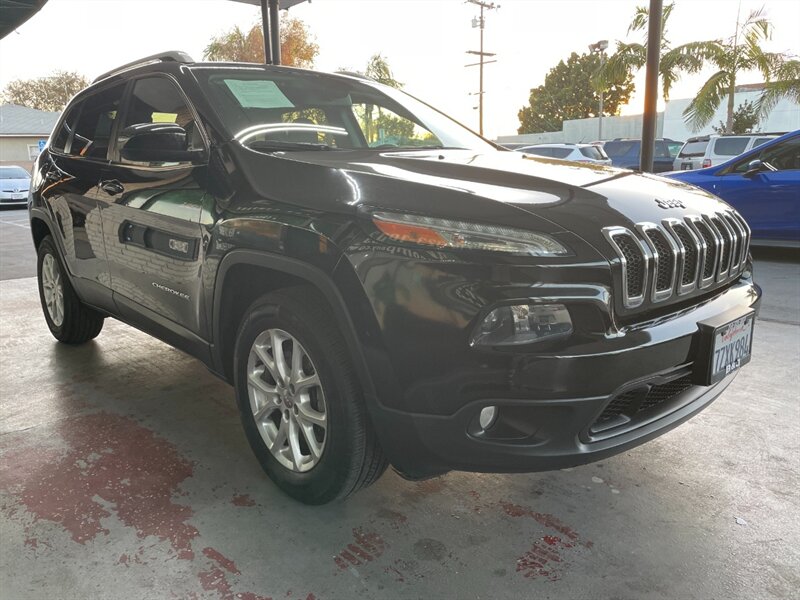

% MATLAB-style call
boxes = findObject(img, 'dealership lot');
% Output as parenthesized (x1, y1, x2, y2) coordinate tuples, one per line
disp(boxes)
(0, 207, 798, 599)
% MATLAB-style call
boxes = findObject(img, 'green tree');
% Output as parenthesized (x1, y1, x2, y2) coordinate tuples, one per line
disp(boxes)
(594, 3, 715, 103)
(711, 100, 760, 134)
(683, 7, 784, 133)
(204, 16, 319, 68)
(518, 51, 634, 134)
(364, 53, 403, 89)
(755, 58, 800, 120)
(1, 71, 88, 111)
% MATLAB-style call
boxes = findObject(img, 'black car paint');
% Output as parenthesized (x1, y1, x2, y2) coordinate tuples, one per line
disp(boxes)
(29, 61, 761, 479)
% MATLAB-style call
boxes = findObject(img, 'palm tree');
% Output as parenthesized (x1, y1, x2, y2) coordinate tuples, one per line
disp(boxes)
(755, 59, 800, 120)
(593, 3, 714, 103)
(683, 7, 783, 133)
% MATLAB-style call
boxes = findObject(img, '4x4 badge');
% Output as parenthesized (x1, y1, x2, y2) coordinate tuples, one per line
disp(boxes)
(655, 198, 685, 209)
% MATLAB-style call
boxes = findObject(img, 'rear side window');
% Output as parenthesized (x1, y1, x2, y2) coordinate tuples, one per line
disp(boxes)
(655, 141, 671, 158)
(752, 137, 773, 149)
(51, 106, 79, 153)
(603, 141, 637, 158)
(713, 137, 749, 156)
(69, 83, 126, 159)
(679, 140, 708, 157)
(550, 148, 572, 159)
(579, 146, 605, 160)
(522, 147, 551, 157)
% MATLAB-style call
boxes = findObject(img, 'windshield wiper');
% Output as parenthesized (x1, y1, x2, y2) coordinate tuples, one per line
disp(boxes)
(247, 140, 336, 152)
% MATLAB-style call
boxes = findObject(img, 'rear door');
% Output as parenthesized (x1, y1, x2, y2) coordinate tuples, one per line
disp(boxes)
(97, 74, 213, 356)
(38, 84, 126, 310)
(714, 135, 800, 241)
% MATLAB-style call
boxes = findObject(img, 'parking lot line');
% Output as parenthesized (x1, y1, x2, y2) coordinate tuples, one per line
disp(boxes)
(0, 220, 31, 229)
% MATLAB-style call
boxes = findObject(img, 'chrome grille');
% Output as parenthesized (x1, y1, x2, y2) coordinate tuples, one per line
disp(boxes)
(604, 211, 750, 308)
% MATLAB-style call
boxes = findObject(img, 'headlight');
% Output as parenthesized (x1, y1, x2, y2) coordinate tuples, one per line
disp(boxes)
(372, 212, 570, 256)
(470, 304, 573, 346)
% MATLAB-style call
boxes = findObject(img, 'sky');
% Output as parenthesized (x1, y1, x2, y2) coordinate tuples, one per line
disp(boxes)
(1, 0, 798, 139)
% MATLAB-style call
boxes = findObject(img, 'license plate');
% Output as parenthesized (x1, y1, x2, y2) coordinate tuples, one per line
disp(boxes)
(681, 163, 693, 170)
(703, 313, 754, 384)
(13, 193, 26, 200)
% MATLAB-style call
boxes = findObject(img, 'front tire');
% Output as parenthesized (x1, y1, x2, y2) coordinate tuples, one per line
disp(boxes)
(233, 286, 387, 504)
(36, 235, 104, 344)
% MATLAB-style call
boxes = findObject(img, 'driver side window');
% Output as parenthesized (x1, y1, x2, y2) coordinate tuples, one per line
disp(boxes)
(732, 137, 800, 173)
(116, 77, 204, 166)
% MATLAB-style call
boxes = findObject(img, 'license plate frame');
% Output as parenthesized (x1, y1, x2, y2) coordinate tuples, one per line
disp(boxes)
(681, 163, 693, 170)
(694, 309, 755, 385)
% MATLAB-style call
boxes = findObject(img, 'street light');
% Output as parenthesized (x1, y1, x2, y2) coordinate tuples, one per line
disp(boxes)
(588, 39, 608, 141)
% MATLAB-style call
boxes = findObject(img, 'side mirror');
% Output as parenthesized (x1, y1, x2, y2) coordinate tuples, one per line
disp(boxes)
(119, 123, 205, 164)
(743, 159, 765, 178)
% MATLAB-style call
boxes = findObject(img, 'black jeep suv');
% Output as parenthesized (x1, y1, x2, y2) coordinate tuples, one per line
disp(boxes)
(29, 52, 760, 504)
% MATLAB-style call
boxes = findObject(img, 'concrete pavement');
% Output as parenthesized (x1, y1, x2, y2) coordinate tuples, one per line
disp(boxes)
(0, 218, 798, 599)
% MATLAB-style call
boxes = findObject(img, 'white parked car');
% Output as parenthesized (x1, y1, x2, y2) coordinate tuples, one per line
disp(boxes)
(0, 165, 31, 206)
(674, 134, 779, 171)
(517, 143, 612, 166)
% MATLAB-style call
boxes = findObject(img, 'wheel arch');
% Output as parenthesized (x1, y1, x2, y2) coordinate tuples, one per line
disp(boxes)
(211, 250, 378, 404)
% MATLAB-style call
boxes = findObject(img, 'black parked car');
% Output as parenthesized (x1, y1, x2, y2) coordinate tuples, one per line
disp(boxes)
(29, 52, 760, 504)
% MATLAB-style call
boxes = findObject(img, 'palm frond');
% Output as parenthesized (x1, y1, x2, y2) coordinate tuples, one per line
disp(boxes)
(593, 42, 646, 90)
(756, 59, 800, 117)
(683, 70, 731, 131)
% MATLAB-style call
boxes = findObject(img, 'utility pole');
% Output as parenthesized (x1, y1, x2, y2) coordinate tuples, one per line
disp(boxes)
(465, 0, 499, 136)
(640, 0, 663, 172)
(588, 39, 609, 141)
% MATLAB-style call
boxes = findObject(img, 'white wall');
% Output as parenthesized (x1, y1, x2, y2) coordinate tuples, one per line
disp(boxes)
(663, 90, 800, 141)
(498, 90, 799, 144)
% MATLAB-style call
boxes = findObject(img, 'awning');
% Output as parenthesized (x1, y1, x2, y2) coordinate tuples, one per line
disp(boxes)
(229, 0, 308, 9)
(0, 0, 48, 39)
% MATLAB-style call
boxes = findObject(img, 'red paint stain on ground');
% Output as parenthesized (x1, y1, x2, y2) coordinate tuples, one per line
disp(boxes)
(203, 547, 241, 575)
(499, 501, 580, 542)
(516, 537, 573, 581)
(497, 500, 594, 582)
(334, 528, 386, 570)
(232, 493, 256, 507)
(1, 412, 198, 558)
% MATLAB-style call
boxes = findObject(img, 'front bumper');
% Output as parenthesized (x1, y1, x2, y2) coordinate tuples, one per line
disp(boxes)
(0, 192, 29, 205)
(373, 279, 761, 479)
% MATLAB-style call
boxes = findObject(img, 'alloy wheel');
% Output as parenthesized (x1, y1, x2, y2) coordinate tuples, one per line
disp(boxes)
(247, 328, 327, 472)
(41, 253, 64, 327)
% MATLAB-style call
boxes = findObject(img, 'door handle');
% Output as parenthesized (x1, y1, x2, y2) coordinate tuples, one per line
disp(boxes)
(100, 180, 125, 196)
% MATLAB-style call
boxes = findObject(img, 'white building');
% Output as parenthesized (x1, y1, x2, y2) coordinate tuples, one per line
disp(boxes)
(498, 84, 800, 146)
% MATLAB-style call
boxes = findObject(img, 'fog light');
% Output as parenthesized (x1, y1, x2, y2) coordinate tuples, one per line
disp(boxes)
(479, 406, 498, 430)
(470, 304, 572, 346)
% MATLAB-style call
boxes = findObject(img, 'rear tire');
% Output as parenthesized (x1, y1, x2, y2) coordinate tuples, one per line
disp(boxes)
(233, 286, 387, 504)
(36, 235, 104, 344)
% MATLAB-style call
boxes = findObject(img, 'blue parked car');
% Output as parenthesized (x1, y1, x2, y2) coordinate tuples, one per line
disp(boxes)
(666, 130, 800, 247)
(602, 138, 680, 173)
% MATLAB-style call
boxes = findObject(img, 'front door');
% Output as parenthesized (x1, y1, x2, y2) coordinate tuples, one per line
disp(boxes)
(97, 75, 212, 356)
(713, 135, 800, 242)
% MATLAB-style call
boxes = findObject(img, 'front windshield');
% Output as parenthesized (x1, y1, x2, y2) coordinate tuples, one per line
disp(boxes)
(0, 167, 30, 179)
(192, 66, 496, 153)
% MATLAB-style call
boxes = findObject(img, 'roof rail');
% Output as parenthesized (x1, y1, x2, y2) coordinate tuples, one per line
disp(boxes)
(336, 70, 373, 82)
(93, 51, 194, 83)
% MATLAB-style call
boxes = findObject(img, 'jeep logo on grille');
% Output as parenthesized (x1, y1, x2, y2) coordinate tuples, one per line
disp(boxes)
(655, 198, 685, 209)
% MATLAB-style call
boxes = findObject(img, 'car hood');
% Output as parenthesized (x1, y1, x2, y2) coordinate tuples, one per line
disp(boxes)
(235, 147, 733, 255)
(0, 177, 31, 190)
